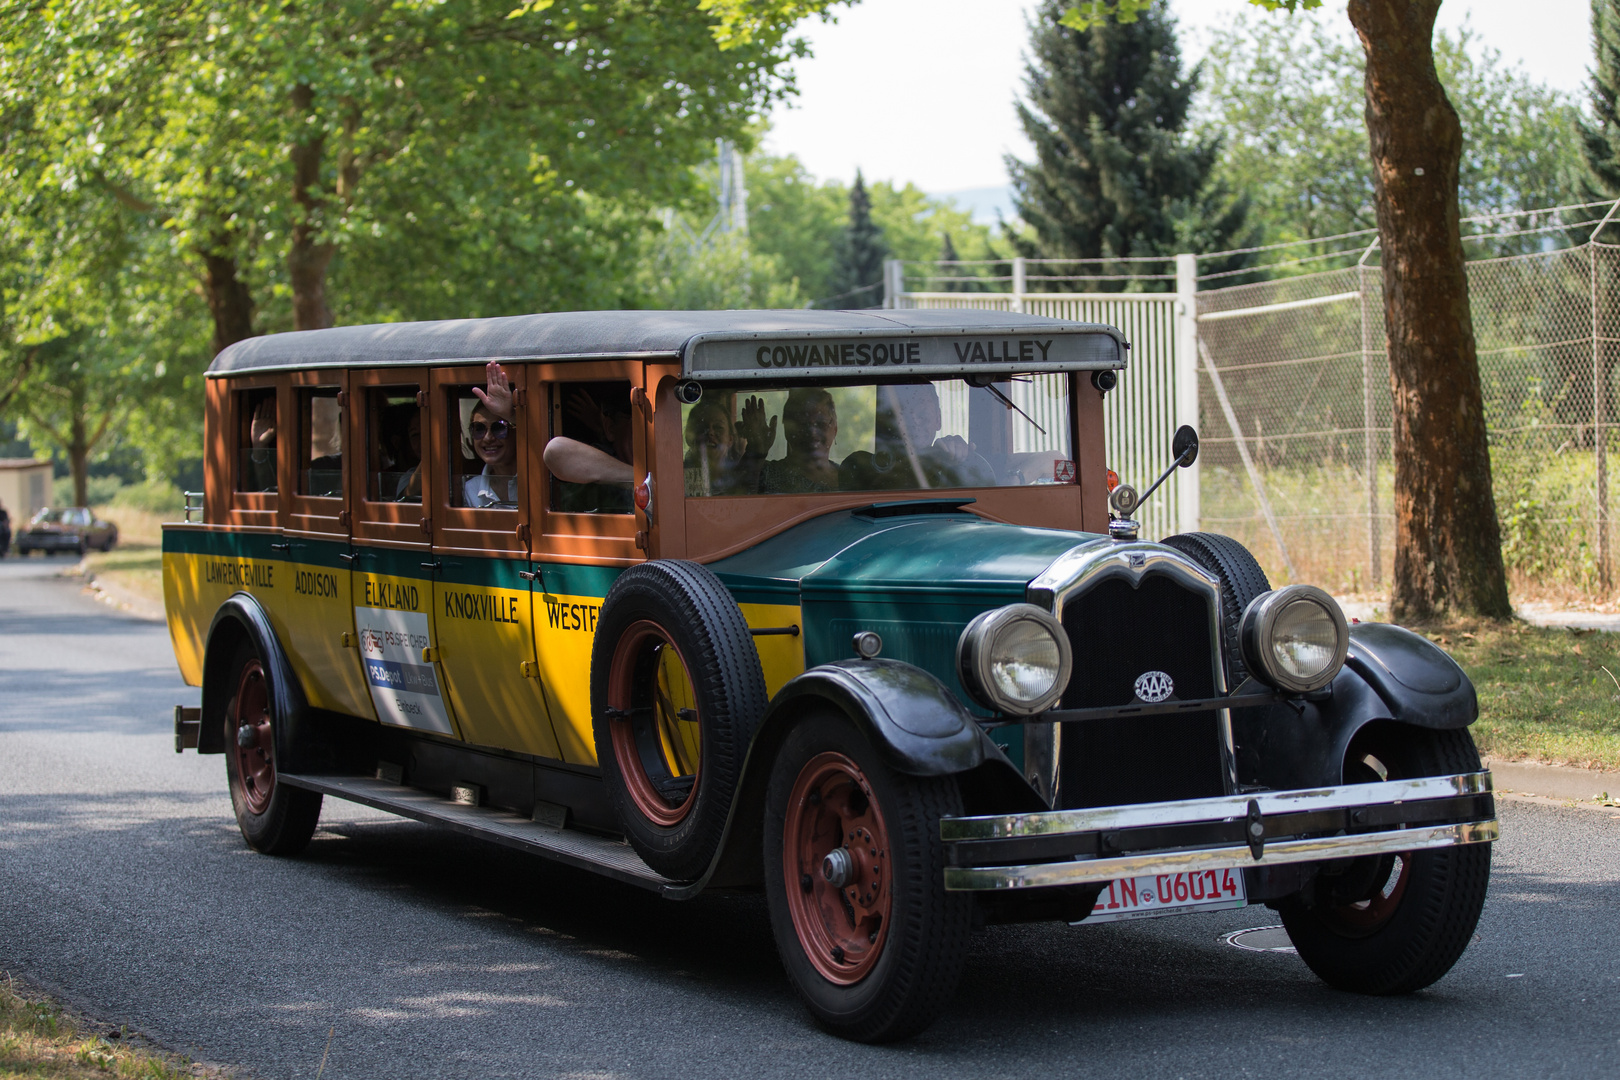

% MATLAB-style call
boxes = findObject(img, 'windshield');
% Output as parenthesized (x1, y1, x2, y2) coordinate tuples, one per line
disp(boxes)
(680, 374, 1074, 497)
(30, 508, 87, 526)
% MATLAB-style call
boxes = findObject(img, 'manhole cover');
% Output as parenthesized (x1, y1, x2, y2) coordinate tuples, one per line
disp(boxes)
(1222, 925, 1297, 954)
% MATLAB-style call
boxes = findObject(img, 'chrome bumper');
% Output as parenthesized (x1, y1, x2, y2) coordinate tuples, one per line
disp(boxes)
(940, 771, 1497, 891)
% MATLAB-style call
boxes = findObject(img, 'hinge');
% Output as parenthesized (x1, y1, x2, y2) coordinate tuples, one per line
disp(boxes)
(337, 509, 350, 528)
(515, 522, 531, 544)
(419, 516, 432, 538)
(635, 529, 648, 551)
(519, 659, 539, 679)
(630, 385, 652, 421)
(336, 389, 347, 408)
(421, 646, 440, 663)
(341, 631, 354, 649)
(512, 386, 528, 408)
(416, 389, 428, 408)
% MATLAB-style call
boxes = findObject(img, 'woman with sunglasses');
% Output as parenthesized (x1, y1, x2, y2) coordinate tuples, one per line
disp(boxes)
(464, 362, 521, 508)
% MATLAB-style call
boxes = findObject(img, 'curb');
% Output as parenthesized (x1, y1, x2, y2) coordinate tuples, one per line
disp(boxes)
(1485, 758, 1620, 803)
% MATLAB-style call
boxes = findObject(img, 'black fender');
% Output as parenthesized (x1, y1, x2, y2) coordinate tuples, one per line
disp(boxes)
(685, 658, 992, 894)
(1232, 623, 1479, 790)
(199, 592, 313, 770)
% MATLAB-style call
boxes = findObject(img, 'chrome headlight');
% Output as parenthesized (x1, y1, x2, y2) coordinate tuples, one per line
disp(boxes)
(956, 604, 1072, 716)
(1239, 585, 1350, 693)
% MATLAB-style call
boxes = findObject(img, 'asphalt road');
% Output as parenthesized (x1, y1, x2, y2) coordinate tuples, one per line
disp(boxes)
(2, 556, 1617, 1079)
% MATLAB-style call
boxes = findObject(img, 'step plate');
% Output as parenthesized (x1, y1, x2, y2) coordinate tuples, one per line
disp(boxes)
(280, 773, 677, 895)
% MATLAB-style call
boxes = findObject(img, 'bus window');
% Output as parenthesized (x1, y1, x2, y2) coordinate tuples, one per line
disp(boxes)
(236, 387, 278, 493)
(298, 387, 344, 497)
(546, 381, 633, 514)
(450, 386, 519, 510)
(367, 388, 422, 504)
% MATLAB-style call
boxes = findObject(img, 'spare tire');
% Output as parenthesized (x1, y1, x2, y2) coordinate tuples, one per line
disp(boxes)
(1160, 532, 1271, 687)
(590, 560, 768, 881)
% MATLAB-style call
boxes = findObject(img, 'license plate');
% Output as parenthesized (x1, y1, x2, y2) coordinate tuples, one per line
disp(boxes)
(1081, 868, 1248, 924)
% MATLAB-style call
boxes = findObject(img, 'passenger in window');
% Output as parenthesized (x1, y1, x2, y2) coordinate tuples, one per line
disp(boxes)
(839, 383, 995, 491)
(305, 393, 343, 497)
(379, 404, 422, 501)
(462, 362, 519, 508)
(682, 398, 772, 496)
(545, 386, 634, 512)
(759, 388, 839, 494)
(244, 395, 277, 492)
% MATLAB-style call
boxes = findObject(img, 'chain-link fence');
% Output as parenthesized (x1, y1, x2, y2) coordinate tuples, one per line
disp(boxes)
(889, 200, 1620, 603)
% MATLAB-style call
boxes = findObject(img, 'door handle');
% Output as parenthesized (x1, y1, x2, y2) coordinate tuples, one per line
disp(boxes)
(339, 552, 357, 562)
(270, 542, 292, 552)
(517, 570, 538, 582)
(420, 559, 441, 572)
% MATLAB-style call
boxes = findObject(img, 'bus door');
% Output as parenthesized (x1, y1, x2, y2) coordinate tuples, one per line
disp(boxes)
(526, 365, 645, 766)
(427, 367, 563, 759)
(276, 370, 372, 718)
(349, 372, 456, 736)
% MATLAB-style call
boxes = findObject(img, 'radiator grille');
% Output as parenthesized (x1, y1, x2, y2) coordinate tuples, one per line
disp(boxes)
(1057, 573, 1227, 808)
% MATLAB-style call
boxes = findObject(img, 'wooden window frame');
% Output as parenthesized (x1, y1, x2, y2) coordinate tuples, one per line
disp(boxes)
(530, 360, 645, 567)
(217, 373, 283, 530)
(350, 368, 433, 550)
(430, 366, 531, 558)
(283, 369, 350, 538)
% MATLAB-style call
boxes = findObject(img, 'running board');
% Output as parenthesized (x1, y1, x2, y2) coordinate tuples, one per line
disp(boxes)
(280, 773, 688, 898)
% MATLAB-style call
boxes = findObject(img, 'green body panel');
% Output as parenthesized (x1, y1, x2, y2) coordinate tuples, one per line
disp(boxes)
(710, 508, 1092, 766)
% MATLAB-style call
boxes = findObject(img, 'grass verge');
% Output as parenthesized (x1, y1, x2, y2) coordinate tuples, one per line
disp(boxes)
(81, 508, 166, 611)
(1430, 618, 1620, 771)
(0, 975, 193, 1079)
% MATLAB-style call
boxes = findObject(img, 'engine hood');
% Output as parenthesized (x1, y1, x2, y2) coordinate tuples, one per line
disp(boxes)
(708, 503, 1090, 606)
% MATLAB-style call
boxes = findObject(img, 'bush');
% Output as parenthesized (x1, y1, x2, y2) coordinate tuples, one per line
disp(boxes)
(108, 479, 184, 516)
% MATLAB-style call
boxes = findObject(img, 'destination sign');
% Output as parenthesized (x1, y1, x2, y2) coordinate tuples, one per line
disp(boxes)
(684, 327, 1125, 381)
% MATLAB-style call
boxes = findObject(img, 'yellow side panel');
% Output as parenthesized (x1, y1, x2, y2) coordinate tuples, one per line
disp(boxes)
(162, 551, 210, 687)
(436, 581, 563, 760)
(740, 603, 807, 700)
(279, 565, 373, 718)
(532, 592, 602, 766)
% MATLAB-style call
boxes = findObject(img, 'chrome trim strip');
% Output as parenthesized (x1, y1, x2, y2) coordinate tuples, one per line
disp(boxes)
(944, 819, 1500, 891)
(940, 771, 1493, 841)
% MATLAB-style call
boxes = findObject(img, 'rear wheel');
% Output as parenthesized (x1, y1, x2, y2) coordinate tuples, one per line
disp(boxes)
(764, 710, 970, 1043)
(1279, 725, 1491, 994)
(222, 641, 322, 854)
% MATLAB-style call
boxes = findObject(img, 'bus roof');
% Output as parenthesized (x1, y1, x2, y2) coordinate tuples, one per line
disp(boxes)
(207, 309, 1127, 377)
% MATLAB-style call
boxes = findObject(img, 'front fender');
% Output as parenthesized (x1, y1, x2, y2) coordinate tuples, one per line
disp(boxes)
(1234, 623, 1479, 790)
(200, 592, 311, 768)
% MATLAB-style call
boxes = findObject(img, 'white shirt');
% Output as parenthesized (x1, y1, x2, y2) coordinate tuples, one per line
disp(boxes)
(462, 466, 518, 508)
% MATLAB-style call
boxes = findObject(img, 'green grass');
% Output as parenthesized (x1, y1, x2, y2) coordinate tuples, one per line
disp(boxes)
(1435, 619, 1620, 770)
(0, 977, 190, 1080)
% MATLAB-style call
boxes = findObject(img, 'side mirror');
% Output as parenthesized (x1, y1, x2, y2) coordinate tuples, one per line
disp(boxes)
(1172, 425, 1199, 468)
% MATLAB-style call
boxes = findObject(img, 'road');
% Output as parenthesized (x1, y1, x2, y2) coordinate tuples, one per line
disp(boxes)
(1, 556, 1617, 1079)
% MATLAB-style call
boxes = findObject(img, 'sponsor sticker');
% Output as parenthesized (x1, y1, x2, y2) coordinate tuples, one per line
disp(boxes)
(355, 606, 453, 734)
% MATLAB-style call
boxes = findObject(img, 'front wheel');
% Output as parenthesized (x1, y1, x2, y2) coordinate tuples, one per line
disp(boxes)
(1278, 724, 1491, 994)
(222, 641, 322, 854)
(764, 710, 970, 1043)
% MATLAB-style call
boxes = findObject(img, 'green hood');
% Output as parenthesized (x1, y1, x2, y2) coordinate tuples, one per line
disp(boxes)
(710, 504, 1090, 699)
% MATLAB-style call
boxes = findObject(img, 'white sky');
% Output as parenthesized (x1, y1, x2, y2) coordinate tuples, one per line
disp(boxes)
(763, 0, 1594, 196)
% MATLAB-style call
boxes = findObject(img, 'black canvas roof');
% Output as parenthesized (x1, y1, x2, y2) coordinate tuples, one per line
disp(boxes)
(207, 308, 1123, 375)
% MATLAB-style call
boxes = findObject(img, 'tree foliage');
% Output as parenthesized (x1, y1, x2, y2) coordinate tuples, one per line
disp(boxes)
(1201, 14, 1584, 247)
(1580, 0, 1620, 218)
(1007, 0, 1249, 277)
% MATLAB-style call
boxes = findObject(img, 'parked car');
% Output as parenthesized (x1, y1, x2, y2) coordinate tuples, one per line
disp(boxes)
(164, 309, 1495, 1042)
(18, 506, 118, 555)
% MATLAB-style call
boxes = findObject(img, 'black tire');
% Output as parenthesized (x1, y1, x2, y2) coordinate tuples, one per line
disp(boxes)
(590, 560, 767, 881)
(1161, 531, 1272, 686)
(1278, 724, 1491, 994)
(764, 709, 971, 1043)
(222, 640, 322, 855)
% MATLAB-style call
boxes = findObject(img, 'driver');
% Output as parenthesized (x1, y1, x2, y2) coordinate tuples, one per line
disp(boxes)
(839, 382, 995, 491)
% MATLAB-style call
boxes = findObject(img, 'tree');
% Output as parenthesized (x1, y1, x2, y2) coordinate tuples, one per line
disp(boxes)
(1069, 0, 1511, 621)
(1579, 0, 1620, 224)
(6, 0, 809, 349)
(1007, 0, 1248, 281)
(1202, 15, 1583, 248)
(828, 172, 889, 307)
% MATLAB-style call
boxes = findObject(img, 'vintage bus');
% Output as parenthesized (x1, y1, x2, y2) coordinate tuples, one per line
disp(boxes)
(164, 309, 1496, 1041)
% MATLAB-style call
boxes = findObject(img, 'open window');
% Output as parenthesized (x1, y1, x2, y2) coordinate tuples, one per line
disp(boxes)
(547, 379, 635, 516)
(235, 387, 279, 495)
(284, 372, 349, 536)
(351, 370, 431, 548)
(431, 368, 529, 557)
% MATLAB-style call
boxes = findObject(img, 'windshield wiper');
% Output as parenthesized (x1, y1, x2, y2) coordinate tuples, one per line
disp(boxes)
(974, 379, 1047, 437)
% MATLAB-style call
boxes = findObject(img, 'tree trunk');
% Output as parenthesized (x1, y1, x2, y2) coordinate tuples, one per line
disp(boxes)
(69, 382, 88, 508)
(288, 82, 336, 331)
(202, 244, 257, 356)
(1347, 0, 1511, 622)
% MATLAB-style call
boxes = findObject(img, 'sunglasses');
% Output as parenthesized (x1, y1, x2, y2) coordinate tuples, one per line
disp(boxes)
(469, 420, 511, 440)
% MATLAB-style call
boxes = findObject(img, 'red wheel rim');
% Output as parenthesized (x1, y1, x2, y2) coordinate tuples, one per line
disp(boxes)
(230, 659, 276, 816)
(606, 620, 702, 827)
(782, 751, 893, 985)
(1326, 854, 1411, 932)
